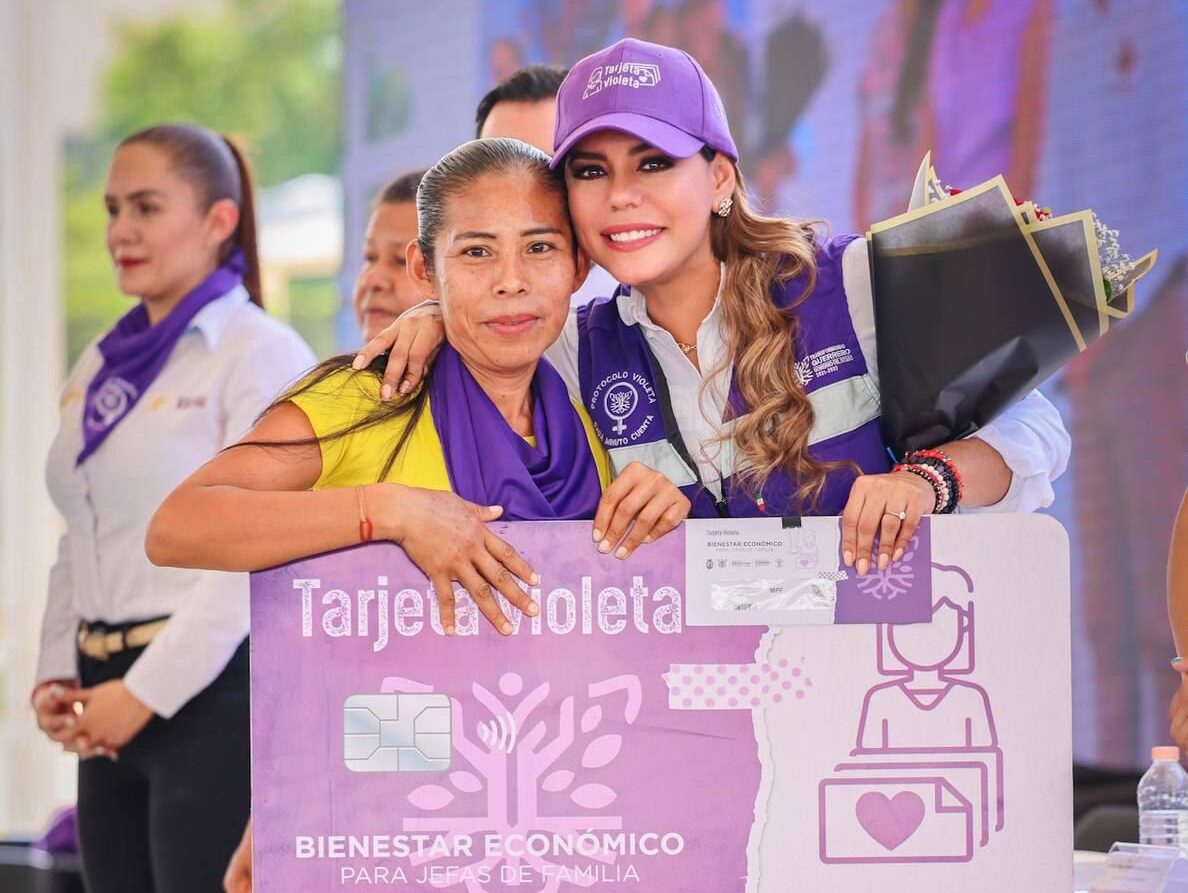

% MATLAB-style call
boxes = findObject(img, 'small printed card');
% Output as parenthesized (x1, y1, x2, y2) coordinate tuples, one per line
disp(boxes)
(1089, 844, 1188, 893)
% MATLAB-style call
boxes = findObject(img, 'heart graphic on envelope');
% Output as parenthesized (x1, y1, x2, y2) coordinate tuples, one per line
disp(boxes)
(819, 777, 974, 863)
(856, 791, 926, 849)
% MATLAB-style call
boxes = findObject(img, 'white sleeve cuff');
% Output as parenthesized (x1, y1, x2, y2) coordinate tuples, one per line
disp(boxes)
(961, 389, 1070, 514)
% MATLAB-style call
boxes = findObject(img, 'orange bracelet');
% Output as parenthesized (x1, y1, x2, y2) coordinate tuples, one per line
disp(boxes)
(356, 485, 374, 542)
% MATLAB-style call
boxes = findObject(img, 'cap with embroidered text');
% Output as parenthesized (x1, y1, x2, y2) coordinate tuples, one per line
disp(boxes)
(550, 38, 738, 169)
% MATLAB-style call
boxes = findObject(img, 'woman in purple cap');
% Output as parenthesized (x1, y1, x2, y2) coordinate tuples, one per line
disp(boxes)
(357, 37, 1069, 577)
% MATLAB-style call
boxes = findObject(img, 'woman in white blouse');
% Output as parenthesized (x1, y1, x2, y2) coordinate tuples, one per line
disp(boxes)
(30, 123, 315, 893)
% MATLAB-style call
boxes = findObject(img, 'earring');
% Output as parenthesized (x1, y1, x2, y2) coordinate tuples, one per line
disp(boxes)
(716, 196, 733, 218)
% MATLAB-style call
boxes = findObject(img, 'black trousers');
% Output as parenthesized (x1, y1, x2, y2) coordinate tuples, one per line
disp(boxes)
(76, 635, 251, 893)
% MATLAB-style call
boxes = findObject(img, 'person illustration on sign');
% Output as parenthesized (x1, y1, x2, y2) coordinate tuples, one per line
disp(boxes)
(819, 566, 1004, 864)
(856, 596, 997, 752)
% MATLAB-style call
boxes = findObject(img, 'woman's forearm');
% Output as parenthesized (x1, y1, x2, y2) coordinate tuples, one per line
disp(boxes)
(934, 438, 1012, 508)
(147, 484, 384, 572)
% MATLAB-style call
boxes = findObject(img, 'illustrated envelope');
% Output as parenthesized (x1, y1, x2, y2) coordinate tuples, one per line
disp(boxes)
(342, 693, 451, 773)
(833, 754, 1003, 846)
(819, 776, 973, 863)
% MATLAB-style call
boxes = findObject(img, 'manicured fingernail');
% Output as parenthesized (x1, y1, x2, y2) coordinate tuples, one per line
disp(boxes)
(643, 535, 654, 544)
(843, 550, 854, 567)
(878, 553, 890, 571)
(893, 548, 904, 563)
(351, 355, 365, 370)
(857, 558, 869, 576)
(598, 540, 611, 554)
(526, 601, 539, 616)
(615, 546, 629, 559)
(487, 505, 503, 517)
(380, 383, 394, 401)
(399, 378, 413, 395)
(444, 625, 455, 636)
(591, 529, 603, 542)
(529, 572, 540, 585)
(500, 623, 513, 635)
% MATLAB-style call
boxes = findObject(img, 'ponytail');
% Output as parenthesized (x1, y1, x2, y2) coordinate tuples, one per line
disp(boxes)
(220, 135, 263, 307)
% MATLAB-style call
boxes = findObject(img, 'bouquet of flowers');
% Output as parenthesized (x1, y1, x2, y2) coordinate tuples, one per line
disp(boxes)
(868, 153, 1158, 455)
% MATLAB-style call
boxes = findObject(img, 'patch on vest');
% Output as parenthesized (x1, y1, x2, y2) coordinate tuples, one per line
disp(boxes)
(587, 371, 658, 447)
(803, 343, 856, 382)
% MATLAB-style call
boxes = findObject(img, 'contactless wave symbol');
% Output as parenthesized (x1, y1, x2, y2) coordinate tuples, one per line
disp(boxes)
(478, 712, 517, 753)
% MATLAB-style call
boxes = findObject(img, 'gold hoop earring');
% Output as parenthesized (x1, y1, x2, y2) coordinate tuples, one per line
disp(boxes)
(716, 196, 733, 218)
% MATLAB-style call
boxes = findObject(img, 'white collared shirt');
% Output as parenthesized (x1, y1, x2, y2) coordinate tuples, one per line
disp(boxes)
(547, 239, 1070, 510)
(36, 285, 316, 718)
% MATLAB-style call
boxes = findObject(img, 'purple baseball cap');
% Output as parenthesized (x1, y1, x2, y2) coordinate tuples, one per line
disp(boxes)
(550, 38, 738, 169)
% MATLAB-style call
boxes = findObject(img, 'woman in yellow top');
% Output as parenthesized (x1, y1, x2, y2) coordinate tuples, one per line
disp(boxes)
(146, 137, 690, 639)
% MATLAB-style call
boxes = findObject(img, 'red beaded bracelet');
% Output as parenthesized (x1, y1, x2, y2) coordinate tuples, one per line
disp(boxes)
(356, 485, 374, 542)
(907, 448, 965, 504)
(893, 462, 948, 513)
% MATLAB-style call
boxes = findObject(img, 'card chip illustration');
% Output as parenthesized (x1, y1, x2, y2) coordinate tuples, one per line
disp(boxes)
(343, 693, 451, 773)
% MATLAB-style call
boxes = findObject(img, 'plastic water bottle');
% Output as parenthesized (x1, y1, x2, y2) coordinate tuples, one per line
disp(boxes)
(1138, 746, 1188, 850)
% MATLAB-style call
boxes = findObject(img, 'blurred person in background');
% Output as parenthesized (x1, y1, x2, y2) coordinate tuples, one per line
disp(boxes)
(30, 123, 315, 893)
(353, 169, 427, 341)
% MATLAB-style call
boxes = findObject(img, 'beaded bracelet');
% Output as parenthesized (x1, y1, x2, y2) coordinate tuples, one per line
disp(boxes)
(907, 449, 964, 503)
(356, 485, 374, 542)
(900, 448, 964, 513)
(912, 457, 957, 508)
(893, 463, 949, 514)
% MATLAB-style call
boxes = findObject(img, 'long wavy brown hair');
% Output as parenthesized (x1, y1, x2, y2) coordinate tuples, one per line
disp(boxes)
(706, 160, 851, 508)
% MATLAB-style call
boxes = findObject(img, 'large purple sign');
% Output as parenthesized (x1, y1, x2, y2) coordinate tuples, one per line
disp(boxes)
(251, 515, 1071, 891)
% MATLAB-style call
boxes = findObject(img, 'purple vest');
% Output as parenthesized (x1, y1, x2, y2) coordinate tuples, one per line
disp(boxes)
(576, 234, 890, 518)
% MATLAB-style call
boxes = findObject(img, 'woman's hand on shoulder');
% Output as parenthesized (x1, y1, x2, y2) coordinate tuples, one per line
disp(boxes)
(841, 470, 936, 576)
(592, 461, 691, 560)
(352, 304, 445, 401)
(372, 484, 540, 635)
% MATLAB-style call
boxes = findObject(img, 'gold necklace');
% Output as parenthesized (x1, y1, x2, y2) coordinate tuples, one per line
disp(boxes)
(675, 340, 697, 355)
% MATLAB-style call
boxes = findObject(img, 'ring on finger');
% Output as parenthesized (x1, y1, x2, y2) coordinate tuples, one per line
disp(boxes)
(884, 509, 907, 521)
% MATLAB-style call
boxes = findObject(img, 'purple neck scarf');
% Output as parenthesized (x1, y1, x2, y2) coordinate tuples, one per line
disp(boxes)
(429, 344, 603, 520)
(77, 250, 246, 466)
